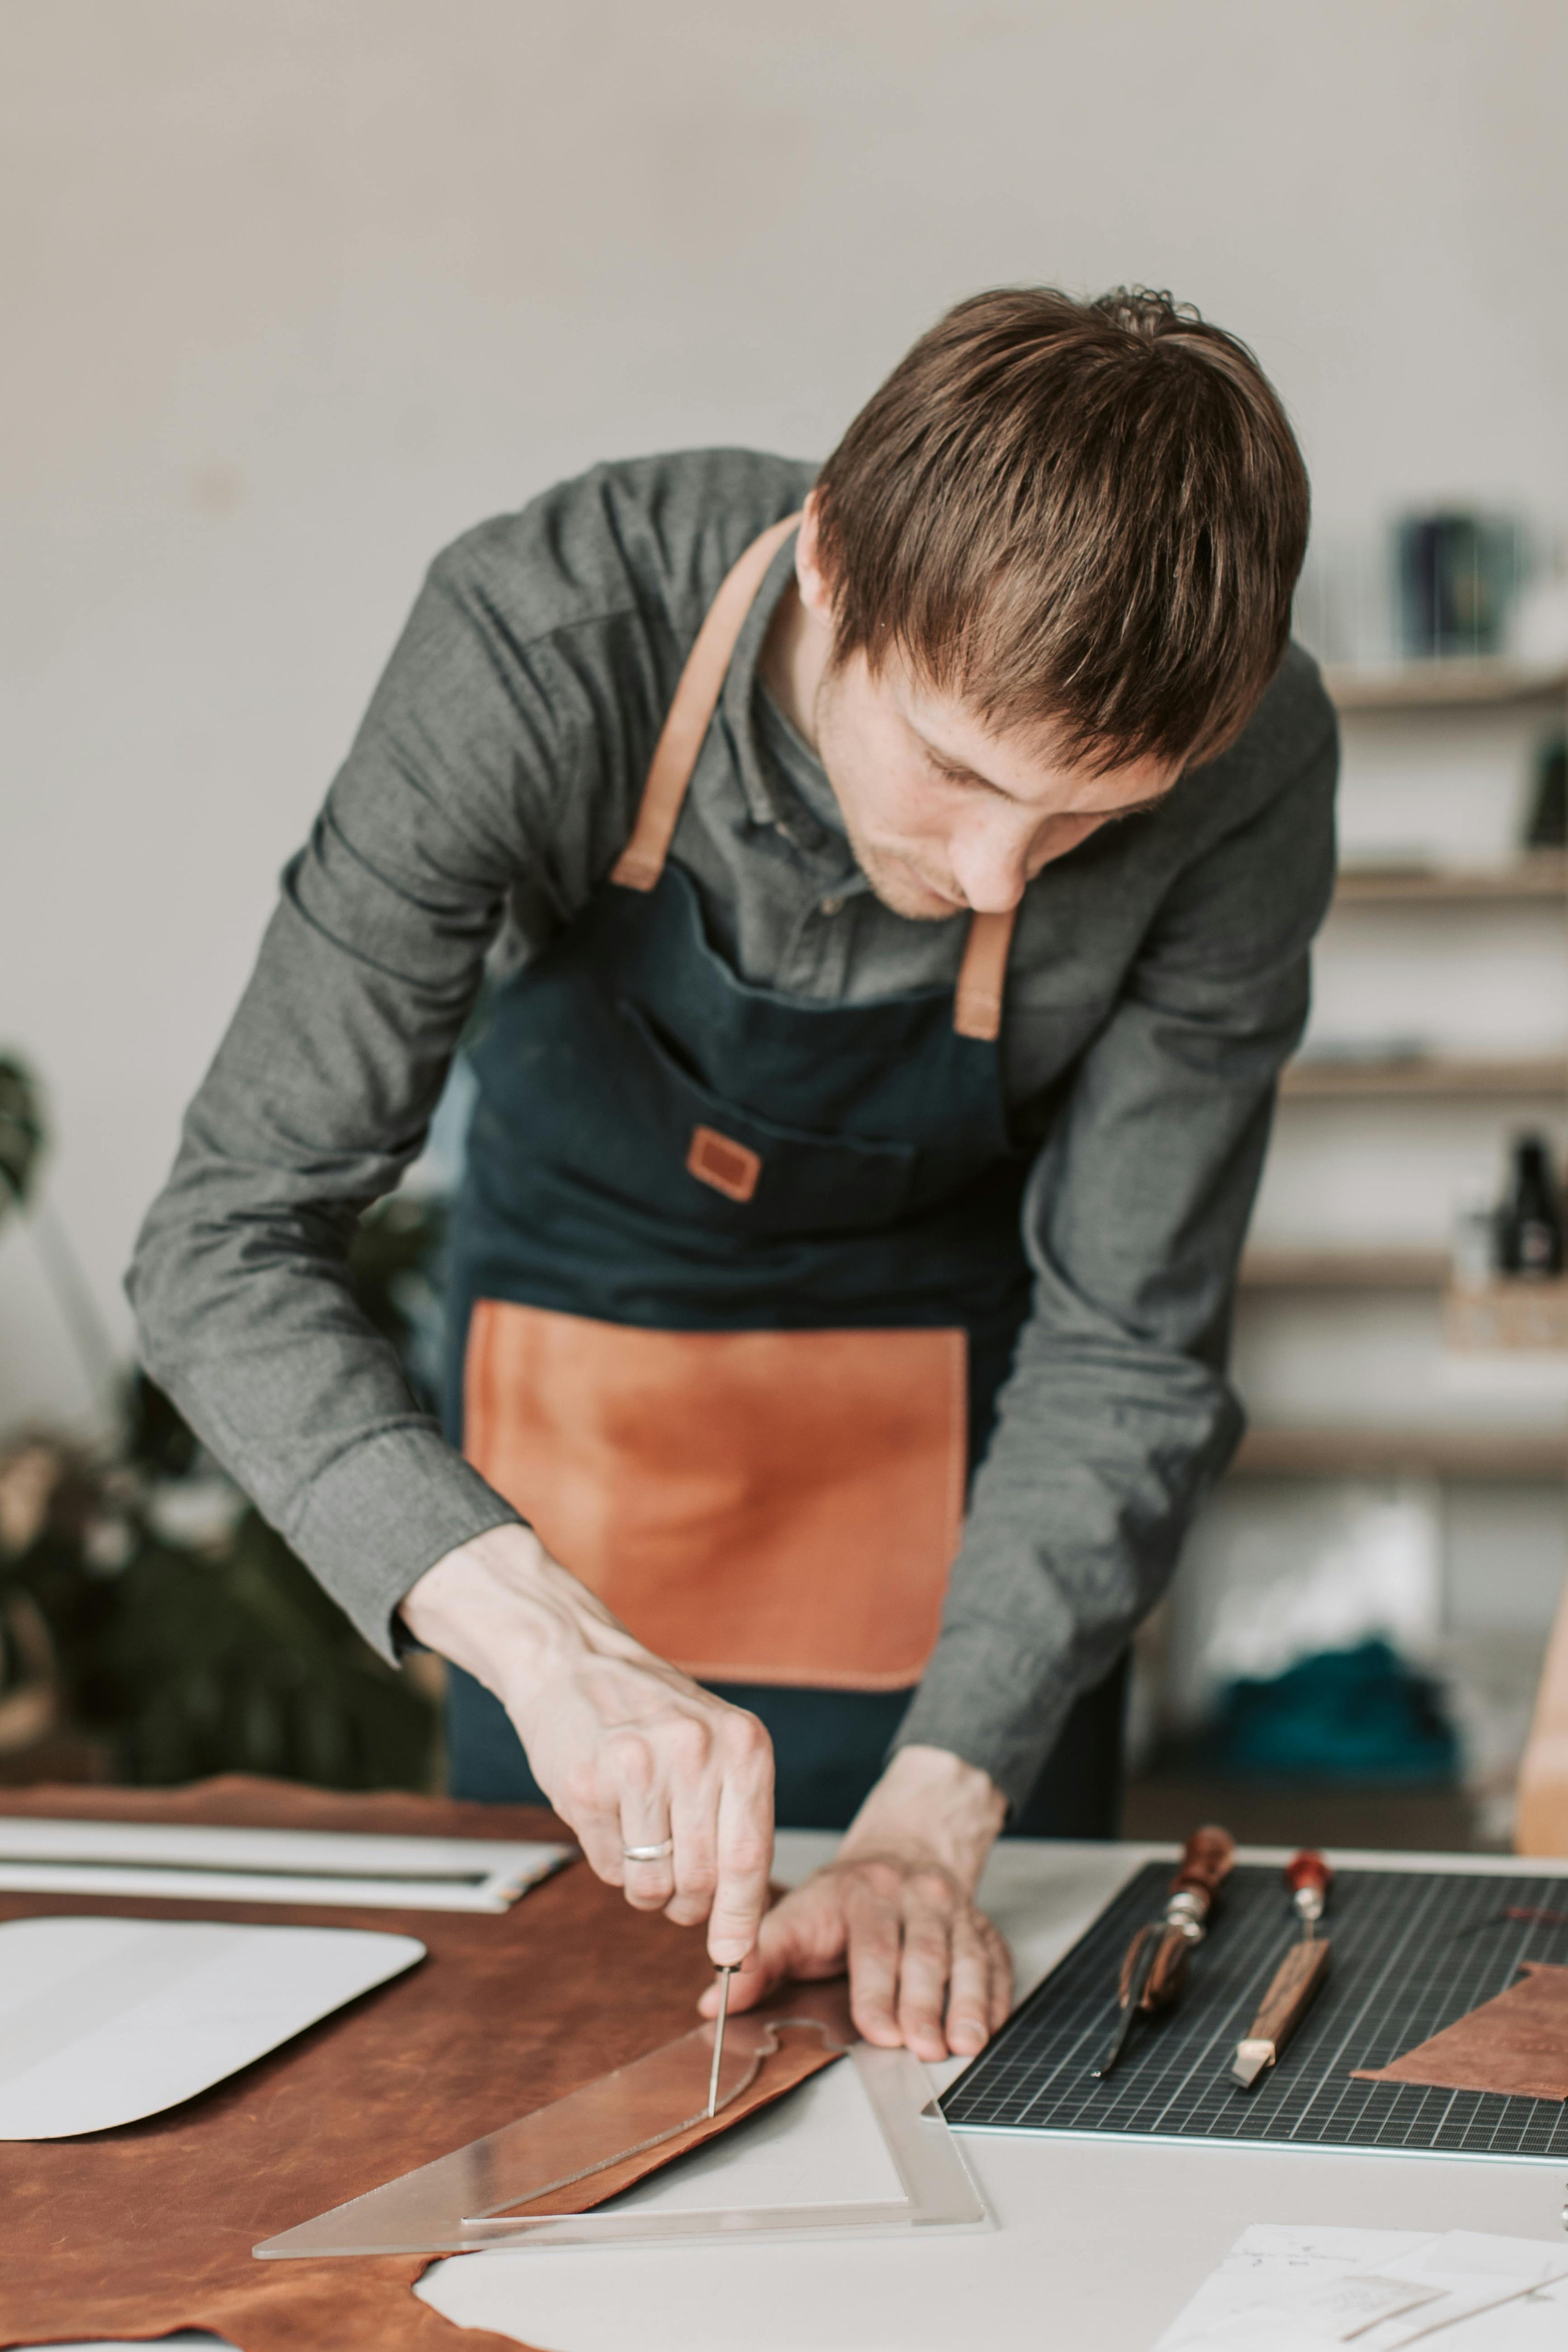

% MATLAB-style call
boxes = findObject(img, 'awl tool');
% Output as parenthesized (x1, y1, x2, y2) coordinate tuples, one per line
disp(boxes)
(1231, 1850, 1334, 2091)
(706, 1963, 738, 2117)
(1093, 1825, 1236, 2079)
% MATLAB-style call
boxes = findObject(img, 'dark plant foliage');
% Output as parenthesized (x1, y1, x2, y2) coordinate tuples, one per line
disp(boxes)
(0, 1426, 437, 1790)
(0, 1057, 44, 1218)
(0, 1182, 451, 1790)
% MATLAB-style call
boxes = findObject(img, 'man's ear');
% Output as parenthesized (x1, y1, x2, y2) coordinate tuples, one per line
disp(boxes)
(794, 489, 837, 625)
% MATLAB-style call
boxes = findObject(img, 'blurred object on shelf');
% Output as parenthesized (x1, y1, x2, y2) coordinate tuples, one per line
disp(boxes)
(1293, 533, 1399, 670)
(1396, 511, 1525, 660)
(1451, 1189, 1500, 1295)
(1444, 1136, 1568, 1352)
(1525, 731, 1567, 848)
(1202, 1637, 1458, 1785)
(1496, 1134, 1565, 1280)
(1446, 1282, 1568, 1353)
(1506, 560, 1568, 668)
(1297, 514, 1546, 674)
(1167, 1479, 1444, 1726)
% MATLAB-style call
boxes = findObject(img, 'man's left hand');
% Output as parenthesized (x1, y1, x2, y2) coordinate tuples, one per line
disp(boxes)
(699, 1744, 1012, 2061)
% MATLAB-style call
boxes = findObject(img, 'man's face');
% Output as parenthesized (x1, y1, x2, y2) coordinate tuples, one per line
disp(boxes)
(812, 647, 1183, 922)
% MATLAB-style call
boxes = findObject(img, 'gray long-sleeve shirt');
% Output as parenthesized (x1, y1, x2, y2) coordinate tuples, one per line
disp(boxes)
(128, 448, 1338, 1810)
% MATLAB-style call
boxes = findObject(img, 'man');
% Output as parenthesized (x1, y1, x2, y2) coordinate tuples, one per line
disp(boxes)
(130, 286, 1336, 2066)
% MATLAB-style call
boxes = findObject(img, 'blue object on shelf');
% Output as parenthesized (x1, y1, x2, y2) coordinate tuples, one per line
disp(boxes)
(1204, 1638, 1458, 1784)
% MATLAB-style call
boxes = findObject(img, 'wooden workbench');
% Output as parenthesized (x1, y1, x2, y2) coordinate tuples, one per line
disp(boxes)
(18, 1832, 1568, 2352)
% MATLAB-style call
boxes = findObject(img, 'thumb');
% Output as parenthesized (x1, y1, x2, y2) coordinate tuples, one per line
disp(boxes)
(698, 1880, 848, 2016)
(696, 1887, 824, 2015)
(696, 1940, 778, 2017)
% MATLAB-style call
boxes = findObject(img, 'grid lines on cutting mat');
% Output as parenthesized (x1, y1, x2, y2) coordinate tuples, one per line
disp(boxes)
(939, 1862, 1568, 2162)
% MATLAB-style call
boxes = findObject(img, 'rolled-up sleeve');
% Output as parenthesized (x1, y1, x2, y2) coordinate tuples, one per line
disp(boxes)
(893, 711, 1339, 1808)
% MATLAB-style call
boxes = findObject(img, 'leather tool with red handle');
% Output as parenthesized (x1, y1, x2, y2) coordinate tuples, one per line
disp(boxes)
(1231, 1850, 1334, 2091)
(1093, 1826, 1237, 2079)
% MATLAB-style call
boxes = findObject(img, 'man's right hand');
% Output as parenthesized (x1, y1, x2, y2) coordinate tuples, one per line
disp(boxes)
(399, 1524, 775, 1967)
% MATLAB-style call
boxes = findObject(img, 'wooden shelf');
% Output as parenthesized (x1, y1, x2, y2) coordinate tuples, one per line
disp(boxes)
(1281, 1055, 1568, 1100)
(1323, 659, 1568, 711)
(1239, 1247, 1449, 1290)
(1445, 1279, 1568, 1353)
(1232, 1427, 1566, 1479)
(1334, 856, 1567, 906)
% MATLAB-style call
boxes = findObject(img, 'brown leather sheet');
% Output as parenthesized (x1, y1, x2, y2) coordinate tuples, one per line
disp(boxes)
(0, 1777, 846, 2351)
(1352, 1961, 1568, 2102)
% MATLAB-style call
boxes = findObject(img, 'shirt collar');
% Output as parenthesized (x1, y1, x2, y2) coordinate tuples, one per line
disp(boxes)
(719, 527, 849, 864)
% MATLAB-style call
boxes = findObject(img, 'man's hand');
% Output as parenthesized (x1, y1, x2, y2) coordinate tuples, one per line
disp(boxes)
(400, 1524, 774, 1966)
(700, 1744, 1012, 2060)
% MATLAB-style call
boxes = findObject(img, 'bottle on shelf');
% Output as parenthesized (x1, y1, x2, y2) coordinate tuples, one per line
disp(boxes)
(1495, 1134, 1565, 1280)
(1450, 1189, 1498, 1293)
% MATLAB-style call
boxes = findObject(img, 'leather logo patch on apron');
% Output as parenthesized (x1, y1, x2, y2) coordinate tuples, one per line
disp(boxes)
(464, 1300, 966, 1691)
(686, 1124, 762, 1204)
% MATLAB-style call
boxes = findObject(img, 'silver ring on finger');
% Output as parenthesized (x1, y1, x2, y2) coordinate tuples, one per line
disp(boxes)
(622, 1838, 675, 1863)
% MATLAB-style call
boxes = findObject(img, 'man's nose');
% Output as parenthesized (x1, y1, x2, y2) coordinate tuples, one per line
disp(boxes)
(948, 815, 1032, 914)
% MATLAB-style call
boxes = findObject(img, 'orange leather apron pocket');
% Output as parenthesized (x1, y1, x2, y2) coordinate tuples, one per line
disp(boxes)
(463, 1300, 966, 1690)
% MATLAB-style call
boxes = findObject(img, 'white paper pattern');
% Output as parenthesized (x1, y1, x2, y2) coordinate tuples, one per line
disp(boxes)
(1156, 2226, 1568, 2351)
(0, 1915, 424, 2137)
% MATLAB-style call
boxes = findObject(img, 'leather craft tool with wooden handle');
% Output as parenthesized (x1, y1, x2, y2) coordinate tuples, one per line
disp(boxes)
(1231, 1850, 1334, 2091)
(1093, 1825, 1236, 2079)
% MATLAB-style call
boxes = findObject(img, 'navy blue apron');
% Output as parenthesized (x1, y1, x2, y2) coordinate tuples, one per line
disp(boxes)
(443, 518, 1126, 1834)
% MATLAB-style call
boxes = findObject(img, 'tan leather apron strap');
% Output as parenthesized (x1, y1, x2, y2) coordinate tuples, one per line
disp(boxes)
(610, 503, 1014, 1043)
(610, 512, 804, 892)
(953, 906, 1017, 1042)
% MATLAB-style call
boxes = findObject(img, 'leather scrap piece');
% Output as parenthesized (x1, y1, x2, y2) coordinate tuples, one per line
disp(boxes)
(502, 2000, 850, 2220)
(0, 1777, 845, 2351)
(1352, 1961, 1568, 2102)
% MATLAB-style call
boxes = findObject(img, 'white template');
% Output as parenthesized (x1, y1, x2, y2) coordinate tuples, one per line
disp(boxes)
(0, 1817, 571, 1911)
(0, 1914, 424, 2137)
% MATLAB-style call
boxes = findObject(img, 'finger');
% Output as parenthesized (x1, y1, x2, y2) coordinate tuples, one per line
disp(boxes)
(941, 1916, 997, 2058)
(700, 1877, 845, 2013)
(893, 1901, 957, 2062)
(613, 1737, 676, 1913)
(544, 1774, 626, 1890)
(620, 1848, 675, 1909)
(844, 1875, 905, 2047)
(663, 1763, 720, 1931)
(698, 1949, 771, 2015)
(706, 1713, 775, 1965)
(987, 1924, 1016, 2033)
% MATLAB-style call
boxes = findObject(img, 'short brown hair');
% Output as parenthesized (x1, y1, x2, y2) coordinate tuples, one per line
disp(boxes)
(813, 286, 1309, 770)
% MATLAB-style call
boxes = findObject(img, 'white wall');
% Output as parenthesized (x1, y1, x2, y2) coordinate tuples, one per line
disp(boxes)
(4, 0, 1567, 1431)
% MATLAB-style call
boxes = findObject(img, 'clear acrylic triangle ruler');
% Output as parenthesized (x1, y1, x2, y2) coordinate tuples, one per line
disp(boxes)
(255, 2012, 986, 2256)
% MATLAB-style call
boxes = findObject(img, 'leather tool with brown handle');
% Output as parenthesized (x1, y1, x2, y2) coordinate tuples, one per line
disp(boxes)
(1093, 1825, 1237, 2079)
(1231, 1850, 1334, 2091)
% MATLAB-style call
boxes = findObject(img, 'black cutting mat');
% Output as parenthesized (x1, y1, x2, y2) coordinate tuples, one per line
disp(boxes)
(940, 1862, 1568, 2163)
